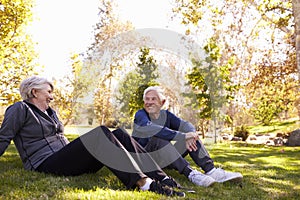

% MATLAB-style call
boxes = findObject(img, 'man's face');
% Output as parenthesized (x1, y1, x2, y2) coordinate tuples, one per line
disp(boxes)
(143, 90, 164, 116)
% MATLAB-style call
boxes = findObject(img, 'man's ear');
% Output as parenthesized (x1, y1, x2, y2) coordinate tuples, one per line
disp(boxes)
(161, 99, 166, 105)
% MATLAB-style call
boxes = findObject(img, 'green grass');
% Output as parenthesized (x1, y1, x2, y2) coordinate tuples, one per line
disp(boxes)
(1, 135, 299, 200)
(247, 119, 300, 135)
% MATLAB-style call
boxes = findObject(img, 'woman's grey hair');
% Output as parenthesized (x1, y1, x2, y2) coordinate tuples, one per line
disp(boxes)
(143, 86, 166, 101)
(19, 76, 53, 100)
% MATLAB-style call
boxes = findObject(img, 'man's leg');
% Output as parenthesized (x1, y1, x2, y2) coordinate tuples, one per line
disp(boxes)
(144, 137, 190, 174)
(178, 139, 215, 173)
(144, 137, 216, 187)
(175, 139, 243, 183)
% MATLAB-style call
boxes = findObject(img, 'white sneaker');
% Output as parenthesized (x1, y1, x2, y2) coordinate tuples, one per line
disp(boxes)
(188, 170, 216, 187)
(207, 168, 243, 183)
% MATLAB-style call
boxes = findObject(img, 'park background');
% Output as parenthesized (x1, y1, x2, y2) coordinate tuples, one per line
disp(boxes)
(1, 0, 300, 199)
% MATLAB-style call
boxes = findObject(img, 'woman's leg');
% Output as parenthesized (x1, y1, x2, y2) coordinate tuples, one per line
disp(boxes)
(37, 126, 146, 189)
(112, 128, 167, 181)
(36, 136, 103, 175)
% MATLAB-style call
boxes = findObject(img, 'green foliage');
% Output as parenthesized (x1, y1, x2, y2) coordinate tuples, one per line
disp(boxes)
(247, 63, 298, 125)
(117, 47, 159, 121)
(251, 96, 284, 126)
(234, 125, 250, 141)
(0, 0, 38, 106)
(130, 48, 159, 114)
(184, 63, 212, 119)
(116, 72, 140, 126)
(172, 0, 298, 125)
(256, 0, 293, 29)
(173, 0, 208, 26)
(184, 37, 236, 125)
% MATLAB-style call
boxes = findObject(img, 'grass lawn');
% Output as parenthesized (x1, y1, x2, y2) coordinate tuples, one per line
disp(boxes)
(0, 134, 299, 200)
(247, 119, 300, 134)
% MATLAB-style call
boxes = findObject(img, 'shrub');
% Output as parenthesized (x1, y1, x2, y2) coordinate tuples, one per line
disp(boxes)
(234, 125, 250, 141)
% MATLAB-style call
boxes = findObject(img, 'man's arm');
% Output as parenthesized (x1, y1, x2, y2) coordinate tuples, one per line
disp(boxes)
(132, 109, 185, 141)
(167, 111, 196, 133)
(167, 111, 200, 151)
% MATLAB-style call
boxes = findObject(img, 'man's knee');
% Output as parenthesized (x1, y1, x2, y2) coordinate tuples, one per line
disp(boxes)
(145, 137, 170, 152)
(151, 137, 170, 146)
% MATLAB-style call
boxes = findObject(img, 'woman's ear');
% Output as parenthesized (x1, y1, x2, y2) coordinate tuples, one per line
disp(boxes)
(31, 89, 37, 98)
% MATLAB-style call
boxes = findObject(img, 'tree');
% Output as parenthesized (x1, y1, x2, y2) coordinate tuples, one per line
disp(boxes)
(86, 0, 133, 88)
(84, 0, 135, 126)
(94, 81, 114, 126)
(115, 71, 140, 126)
(131, 47, 159, 112)
(172, 0, 297, 124)
(252, 96, 284, 125)
(51, 53, 92, 126)
(292, 0, 300, 120)
(293, 0, 300, 80)
(184, 37, 236, 141)
(247, 59, 299, 125)
(0, 0, 38, 106)
(117, 47, 159, 122)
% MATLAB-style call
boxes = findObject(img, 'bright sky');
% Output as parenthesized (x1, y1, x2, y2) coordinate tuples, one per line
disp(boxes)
(30, 0, 180, 79)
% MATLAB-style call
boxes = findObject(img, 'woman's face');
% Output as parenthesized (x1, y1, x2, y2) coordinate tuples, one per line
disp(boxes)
(32, 83, 53, 111)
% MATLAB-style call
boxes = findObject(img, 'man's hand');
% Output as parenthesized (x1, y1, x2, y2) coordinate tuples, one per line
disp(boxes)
(185, 132, 199, 152)
(185, 132, 198, 140)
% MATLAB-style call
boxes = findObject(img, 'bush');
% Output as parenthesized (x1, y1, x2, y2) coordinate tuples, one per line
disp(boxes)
(234, 125, 250, 141)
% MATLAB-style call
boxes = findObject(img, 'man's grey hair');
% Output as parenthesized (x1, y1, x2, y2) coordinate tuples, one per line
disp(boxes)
(20, 76, 53, 100)
(143, 86, 166, 101)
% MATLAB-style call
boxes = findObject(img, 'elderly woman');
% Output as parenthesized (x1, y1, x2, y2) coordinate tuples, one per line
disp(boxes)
(0, 76, 184, 197)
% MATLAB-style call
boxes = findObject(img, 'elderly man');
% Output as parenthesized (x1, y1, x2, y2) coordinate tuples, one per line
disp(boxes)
(132, 86, 243, 187)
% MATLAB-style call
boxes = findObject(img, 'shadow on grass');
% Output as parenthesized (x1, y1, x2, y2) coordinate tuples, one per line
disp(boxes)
(199, 142, 300, 200)
(0, 144, 126, 199)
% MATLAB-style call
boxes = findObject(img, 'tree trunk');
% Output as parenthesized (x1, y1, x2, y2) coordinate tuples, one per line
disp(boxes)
(292, 0, 300, 119)
(293, 0, 300, 79)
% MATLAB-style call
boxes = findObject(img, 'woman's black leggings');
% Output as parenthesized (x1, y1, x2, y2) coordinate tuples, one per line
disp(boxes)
(36, 126, 166, 189)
